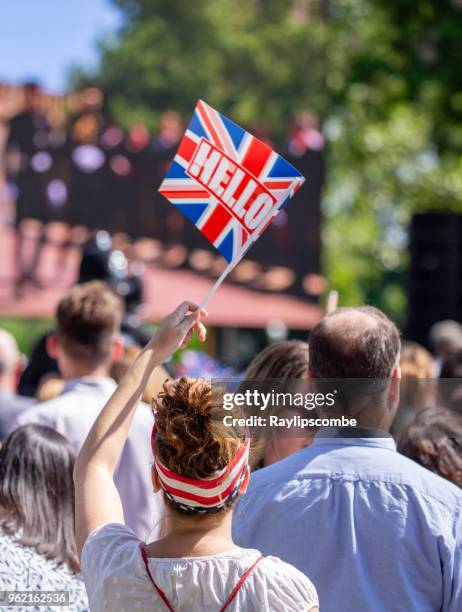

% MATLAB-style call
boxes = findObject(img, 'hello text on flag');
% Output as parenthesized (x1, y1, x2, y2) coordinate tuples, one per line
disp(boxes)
(187, 138, 277, 234)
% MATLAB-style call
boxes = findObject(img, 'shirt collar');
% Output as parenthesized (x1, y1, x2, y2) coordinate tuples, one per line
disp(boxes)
(61, 377, 117, 395)
(313, 426, 397, 451)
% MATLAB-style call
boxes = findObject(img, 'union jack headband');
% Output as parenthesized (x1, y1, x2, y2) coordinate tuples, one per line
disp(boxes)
(151, 424, 250, 514)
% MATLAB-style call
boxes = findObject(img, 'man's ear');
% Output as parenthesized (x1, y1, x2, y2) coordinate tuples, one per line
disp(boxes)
(151, 465, 161, 493)
(14, 356, 25, 390)
(306, 369, 316, 393)
(239, 466, 250, 495)
(389, 365, 401, 410)
(46, 333, 59, 360)
(111, 336, 124, 363)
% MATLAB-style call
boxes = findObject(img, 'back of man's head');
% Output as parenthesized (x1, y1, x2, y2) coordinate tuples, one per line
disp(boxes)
(309, 306, 400, 379)
(0, 330, 20, 384)
(56, 281, 123, 370)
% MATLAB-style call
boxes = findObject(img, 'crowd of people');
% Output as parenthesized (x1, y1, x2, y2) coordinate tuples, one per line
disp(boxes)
(1, 76, 461, 612)
(1, 276, 462, 610)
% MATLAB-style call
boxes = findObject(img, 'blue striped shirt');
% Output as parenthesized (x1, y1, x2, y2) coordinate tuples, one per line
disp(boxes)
(233, 429, 462, 612)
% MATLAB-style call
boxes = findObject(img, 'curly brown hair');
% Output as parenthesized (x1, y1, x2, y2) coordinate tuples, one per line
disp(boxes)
(152, 377, 246, 513)
(398, 406, 462, 488)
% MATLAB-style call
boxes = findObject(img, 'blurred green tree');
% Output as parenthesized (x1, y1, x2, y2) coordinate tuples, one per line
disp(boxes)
(81, 0, 462, 324)
(82, 0, 333, 135)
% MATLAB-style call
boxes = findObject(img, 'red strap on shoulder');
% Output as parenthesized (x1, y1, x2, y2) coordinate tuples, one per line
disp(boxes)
(220, 554, 264, 612)
(141, 546, 264, 612)
(141, 546, 175, 612)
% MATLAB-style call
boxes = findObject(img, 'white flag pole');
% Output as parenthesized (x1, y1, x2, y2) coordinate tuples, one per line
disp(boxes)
(326, 289, 339, 314)
(199, 255, 243, 310)
(199, 230, 263, 309)
(198, 177, 305, 309)
(198, 196, 290, 310)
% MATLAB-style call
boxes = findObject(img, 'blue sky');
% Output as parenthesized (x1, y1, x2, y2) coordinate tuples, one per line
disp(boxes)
(0, 0, 122, 93)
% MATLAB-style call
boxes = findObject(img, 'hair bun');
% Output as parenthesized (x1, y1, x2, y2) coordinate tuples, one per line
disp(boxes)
(153, 377, 241, 480)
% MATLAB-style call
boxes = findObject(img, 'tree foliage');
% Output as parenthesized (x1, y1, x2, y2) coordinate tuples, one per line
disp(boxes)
(82, 0, 462, 323)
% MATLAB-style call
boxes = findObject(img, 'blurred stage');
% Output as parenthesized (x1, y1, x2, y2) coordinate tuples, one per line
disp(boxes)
(0, 223, 322, 330)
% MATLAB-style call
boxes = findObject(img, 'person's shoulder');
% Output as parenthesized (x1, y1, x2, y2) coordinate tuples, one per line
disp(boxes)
(15, 394, 67, 425)
(81, 523, 142, 580)
(390, 451, 462, 508)
(233, 452, 314, 527)
(2, 393, 35, 410)
(0, 532, 17, 555)
(0, 393, 34, 430)
(0, 533, 87, 607)
(248, 447, 311, 490)
(254, 554, 319, 608)
(18, 396, 35, 414)
(243, 444, 462, 516)
(9, 403, 44, 432)
(0, 534, 36, 589)
(82, 522, 141, 554)
(0, 532, 46, 572)
(259, 554, 316, 584)
(81, 523, 144, 612)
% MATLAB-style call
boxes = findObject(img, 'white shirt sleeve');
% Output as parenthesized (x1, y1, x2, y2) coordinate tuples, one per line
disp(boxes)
(81, 522, 143, 610)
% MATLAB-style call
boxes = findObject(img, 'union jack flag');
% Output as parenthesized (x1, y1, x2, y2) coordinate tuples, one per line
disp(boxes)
(158, 100, 305, 263)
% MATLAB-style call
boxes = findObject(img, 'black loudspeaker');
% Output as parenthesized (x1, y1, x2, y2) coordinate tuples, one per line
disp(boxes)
(407, 213, 462, 345)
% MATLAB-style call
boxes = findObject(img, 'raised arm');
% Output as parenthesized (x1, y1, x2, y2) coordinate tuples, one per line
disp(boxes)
(73, 301, 207, 557)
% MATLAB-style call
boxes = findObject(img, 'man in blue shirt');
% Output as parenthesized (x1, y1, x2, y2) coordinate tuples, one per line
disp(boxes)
(233, 306, 462, 612)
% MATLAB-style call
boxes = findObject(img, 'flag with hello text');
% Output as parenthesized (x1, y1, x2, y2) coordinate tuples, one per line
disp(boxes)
(158, 100, 305, 263)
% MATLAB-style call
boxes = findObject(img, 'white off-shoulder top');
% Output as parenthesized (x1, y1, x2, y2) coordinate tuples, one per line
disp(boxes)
(81, 523, 318, 612)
